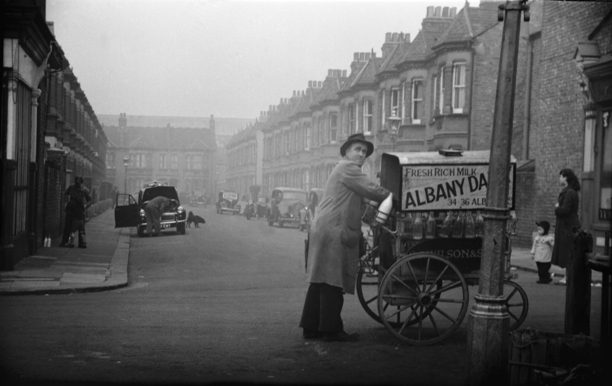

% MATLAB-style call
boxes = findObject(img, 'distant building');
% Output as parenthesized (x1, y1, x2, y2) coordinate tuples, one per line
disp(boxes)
(99, 114, 251, 200)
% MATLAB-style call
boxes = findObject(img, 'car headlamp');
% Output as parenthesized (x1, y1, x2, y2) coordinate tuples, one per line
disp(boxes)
(139, 209, 145, 217)
(177, 206, 184, 213)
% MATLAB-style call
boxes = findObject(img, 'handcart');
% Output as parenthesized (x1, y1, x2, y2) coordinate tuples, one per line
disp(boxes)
(357, 150, 528, 345)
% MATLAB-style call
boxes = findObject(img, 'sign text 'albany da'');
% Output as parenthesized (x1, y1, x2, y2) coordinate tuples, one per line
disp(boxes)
(400, 164, 515, 211)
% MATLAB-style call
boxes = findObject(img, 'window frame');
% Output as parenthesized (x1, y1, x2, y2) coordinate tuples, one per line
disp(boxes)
(439, 66, 445, 115)
(411, 78, 423, 124)
(329, 112, 338, 143)
(363, 99, 373, 135)
(391, 88, 400, 118)
(452, 62, 466, 114)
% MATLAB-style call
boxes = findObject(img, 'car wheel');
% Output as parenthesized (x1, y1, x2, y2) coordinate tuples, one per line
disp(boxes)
(177, 223, 186, 235)
(137, 226, 145, 237)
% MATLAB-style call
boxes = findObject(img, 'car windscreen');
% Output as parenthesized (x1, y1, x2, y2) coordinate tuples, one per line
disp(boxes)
(222, 192, 238, 200)
(282, 192, 307, 201)
(142, 186, 179, 202)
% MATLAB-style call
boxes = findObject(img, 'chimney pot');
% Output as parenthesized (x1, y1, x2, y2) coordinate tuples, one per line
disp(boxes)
(450, 7, 457, 17)
(427, 6, 433, 17)
(434, 6, 441, 17)
(328, 69, 333, 76)
(308, 80, 312, 88)
(318, 81, 322, 88)
(342, 70, 347, 77)
(354, 52, 359, 60)
(386, 32, 392, 42)
(442, 6, 449, 17)
(392, 32, 398, 41)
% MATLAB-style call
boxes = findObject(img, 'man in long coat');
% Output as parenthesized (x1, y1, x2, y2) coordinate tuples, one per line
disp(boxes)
(299, 133, 390, 342)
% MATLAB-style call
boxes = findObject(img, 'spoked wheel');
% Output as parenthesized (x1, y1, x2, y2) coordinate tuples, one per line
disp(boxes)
(504, 280, 528, 330)
(356, 265, 383, 324)
(378, 253, 469, 345)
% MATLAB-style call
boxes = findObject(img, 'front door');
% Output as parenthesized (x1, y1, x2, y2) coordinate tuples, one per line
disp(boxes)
(114, 194, 140, 228)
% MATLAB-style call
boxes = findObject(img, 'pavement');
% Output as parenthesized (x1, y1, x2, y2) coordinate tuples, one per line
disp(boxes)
(0, 209, 130, 295)
(0, 212, 602, 295)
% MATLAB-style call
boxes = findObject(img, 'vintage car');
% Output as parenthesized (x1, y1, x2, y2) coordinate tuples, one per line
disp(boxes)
(114, 182, 187, 237)
(267, 187, 308, 227)
(216, 191, 240, 214)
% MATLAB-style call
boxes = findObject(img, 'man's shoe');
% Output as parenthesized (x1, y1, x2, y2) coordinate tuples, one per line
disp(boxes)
(302, 329, 324, 340)
(66, 244, 75, 248)
(323, 331, 360, 342)
(78, 245, 87, 249)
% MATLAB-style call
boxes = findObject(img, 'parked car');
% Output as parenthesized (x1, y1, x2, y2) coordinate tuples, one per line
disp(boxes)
(114, 182, 187, 237)
(216, 191, 240, 214)
(267, 187, 308, 227)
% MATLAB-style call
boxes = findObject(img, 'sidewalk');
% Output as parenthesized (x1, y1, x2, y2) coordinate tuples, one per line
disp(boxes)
(510, 246, 603, 284)
(0, 209, 130, 295)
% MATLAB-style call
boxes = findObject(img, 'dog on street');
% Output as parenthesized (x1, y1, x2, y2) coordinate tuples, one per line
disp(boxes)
(187, 211, 206, 228)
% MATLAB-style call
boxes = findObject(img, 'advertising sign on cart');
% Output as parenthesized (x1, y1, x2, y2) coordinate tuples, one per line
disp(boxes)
(381, 150, 516, 212)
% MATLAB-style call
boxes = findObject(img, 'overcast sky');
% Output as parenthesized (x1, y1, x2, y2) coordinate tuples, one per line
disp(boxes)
(46, 0, 479, 120)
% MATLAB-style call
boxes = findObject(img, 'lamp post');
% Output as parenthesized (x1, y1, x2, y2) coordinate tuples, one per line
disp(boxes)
(377, 110, 401, 152)
(123, 156, 129, 194)
(465, 1, 529, 384)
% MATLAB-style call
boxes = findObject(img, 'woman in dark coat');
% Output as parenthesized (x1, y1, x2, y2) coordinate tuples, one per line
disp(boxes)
(551, 169, 581, 282)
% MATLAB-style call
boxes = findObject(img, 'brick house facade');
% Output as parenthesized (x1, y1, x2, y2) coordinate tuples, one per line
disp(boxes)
(2, 0, 108, 269)
(225, 1, 611, 249)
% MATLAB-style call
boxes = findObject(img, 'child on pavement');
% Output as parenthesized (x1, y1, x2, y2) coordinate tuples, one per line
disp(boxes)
(530, 220, 554, 284)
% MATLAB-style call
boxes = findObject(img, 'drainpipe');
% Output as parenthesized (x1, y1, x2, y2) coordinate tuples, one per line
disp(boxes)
(523, 39, 533, 160)
(468, 44, 476, 150)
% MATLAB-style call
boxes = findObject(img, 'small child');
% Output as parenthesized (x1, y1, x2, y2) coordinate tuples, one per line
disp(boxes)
(530, 220, 555, 284)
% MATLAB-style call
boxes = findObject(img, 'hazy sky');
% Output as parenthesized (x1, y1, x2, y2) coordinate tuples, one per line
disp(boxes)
(46, 0, 478, 120)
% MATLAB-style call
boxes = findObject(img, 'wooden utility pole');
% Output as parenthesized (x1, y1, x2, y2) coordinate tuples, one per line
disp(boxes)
(466, 1, 529, 384)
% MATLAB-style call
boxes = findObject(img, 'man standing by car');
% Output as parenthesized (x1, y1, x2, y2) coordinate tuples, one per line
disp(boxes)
(60, 176, 91, 248)
(299, 133, 391, 342)
(145, 196, 171, 236)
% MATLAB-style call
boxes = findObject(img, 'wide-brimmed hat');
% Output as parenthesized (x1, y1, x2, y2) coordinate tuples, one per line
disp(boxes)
(340, 133, 374, 158)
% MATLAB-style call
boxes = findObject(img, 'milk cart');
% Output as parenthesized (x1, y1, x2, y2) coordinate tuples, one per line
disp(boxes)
(357, 150, 528, 345)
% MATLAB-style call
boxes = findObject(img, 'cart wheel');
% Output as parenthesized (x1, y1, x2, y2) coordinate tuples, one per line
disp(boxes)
(378, 252, 469, 345)
(504, 280, 528, 331)
(357, 265, 440, 327)
(356, 265, 382, 324)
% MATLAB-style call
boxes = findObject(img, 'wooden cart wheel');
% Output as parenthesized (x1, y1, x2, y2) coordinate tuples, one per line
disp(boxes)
(356, 265, 382, 324)
(503, 280, 528, 331)
(378, 252, 469, 345)
(357, 265, 441, 327)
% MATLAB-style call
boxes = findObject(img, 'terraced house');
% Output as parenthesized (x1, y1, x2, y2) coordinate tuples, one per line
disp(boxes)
(225, 0, 612, 250)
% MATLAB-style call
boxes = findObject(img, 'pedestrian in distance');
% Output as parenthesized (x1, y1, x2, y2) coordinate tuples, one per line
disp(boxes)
(531, 220, 554, 284)
(145, 196, 171, 236)
(551, 168, 581, 285)
(60, 176, 92, 248)
(299, 133, 391, 342)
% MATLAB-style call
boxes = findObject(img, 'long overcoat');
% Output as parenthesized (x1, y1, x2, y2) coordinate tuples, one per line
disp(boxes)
(551, 186, 581, 268)
(306, 160, 389, 294)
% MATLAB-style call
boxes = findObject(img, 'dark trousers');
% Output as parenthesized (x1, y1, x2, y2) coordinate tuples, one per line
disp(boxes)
(61, 213, 87, 246)
(536, 262, 551, 281)
(299, 283, 344, 333)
